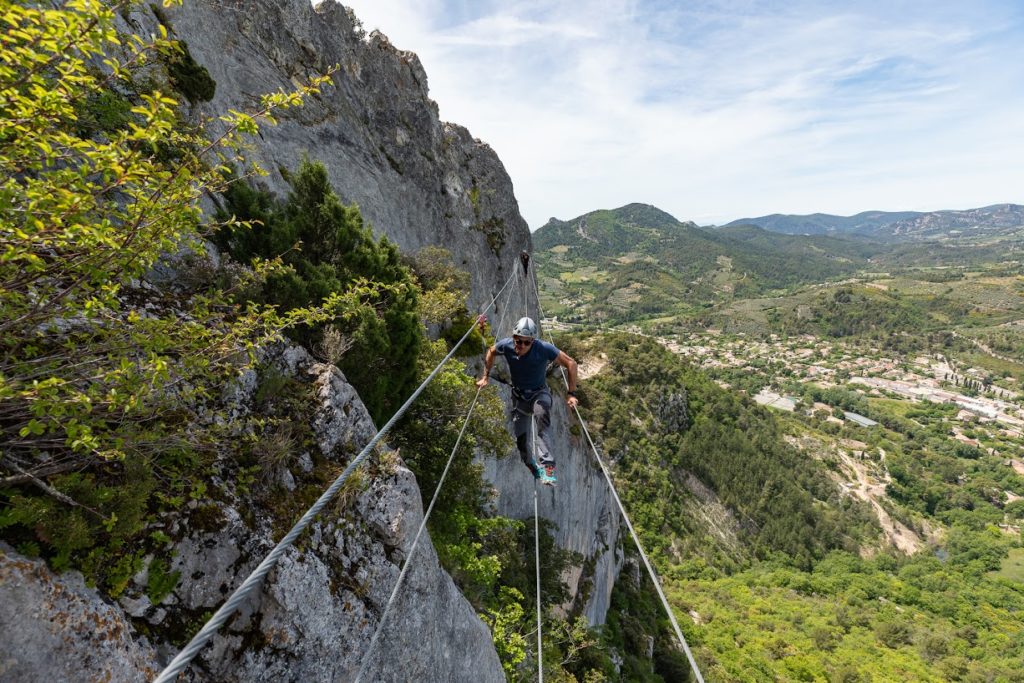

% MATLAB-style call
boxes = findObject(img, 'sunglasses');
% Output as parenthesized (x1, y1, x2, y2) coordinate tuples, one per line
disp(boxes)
(513, 336, 533, 347)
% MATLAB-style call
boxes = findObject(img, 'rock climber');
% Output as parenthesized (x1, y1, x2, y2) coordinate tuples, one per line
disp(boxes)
(477, 316, 579, 486)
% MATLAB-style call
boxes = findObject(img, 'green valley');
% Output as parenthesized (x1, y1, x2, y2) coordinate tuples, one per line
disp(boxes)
(536, 203, 1024, 681)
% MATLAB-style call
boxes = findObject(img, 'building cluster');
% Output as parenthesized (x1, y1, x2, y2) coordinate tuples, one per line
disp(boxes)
(673, 332, 1024, 435)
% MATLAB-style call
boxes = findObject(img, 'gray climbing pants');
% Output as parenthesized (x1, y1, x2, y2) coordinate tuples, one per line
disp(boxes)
(512, 387, 554, 468)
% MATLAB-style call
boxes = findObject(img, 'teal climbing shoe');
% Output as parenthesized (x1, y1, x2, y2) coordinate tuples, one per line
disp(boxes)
(527, 459, 542, 480)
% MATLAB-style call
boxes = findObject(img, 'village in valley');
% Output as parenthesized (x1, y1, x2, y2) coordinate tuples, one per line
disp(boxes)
(669, 332, 1019, 429)
(658, 330, 1024, 539)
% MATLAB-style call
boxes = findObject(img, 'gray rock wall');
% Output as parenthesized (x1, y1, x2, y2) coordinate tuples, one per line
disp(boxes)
(138, 0, 532, 316)
(151, 0, 625, 627)
(161, 348, 505, 682)
(482, 385, 623, 625)
(0, 545, 158, 682)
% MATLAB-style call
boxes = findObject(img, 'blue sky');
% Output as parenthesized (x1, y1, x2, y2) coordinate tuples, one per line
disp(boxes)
(338, 0, 1024, 228)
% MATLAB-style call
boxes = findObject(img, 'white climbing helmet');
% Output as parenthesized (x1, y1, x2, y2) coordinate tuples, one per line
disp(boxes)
(512, 316, 538, 338)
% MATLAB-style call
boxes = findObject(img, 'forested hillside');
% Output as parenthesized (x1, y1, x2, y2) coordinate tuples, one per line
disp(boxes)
(534, 196, 1024, 680)
(536, 202, 1024, 334)
(534, 204, 872, 324)
(561, 334, 869, 572)
(559, 332, 1023, 681)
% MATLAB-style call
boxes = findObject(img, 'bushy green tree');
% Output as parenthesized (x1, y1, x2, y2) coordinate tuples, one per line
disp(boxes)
(215, 159, 420, 422)
(0, 0, 333, 588)
(572, 332, 851, 571)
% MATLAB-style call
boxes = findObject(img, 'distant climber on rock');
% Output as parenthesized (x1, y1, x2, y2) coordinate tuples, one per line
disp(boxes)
(477, 316, 579, 486)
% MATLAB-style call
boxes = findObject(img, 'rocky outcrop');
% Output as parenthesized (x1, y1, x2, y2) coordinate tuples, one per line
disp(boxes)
(146, 0, 625, 627)
(0, 545, 158, 682)
(1, 346, 503, 682)
(128, 0, 531, 316)
(166, 348, 503, 681)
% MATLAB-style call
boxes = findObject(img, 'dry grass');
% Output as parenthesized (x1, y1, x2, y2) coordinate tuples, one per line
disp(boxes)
(313, 327, 353, 365)
(259, 422, 298, 481)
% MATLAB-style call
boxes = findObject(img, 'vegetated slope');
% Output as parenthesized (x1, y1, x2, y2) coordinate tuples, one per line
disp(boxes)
(714, 223, 884, 262)
(556, 331, 878, 679)
(727, 203, 1024, 241)
(534, 203, 870, 323)
(562, 332, 1024, 682)
(562, 333, 876, 573)
(886, 203, 1024, 240)
(723, 210, 924, 236)
(736, 272, 1024, 358)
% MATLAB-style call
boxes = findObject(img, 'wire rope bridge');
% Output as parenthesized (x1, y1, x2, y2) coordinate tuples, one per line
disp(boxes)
(154, 252, 704, 683)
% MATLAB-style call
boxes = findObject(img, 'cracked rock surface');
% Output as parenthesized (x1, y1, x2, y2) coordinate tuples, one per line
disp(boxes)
(130, 0, 532, 316)
(3, 346, 503, 682)
(0, 544, 158, 682)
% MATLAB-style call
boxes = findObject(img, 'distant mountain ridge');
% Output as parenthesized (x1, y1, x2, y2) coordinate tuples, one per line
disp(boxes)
(725, 203, 1024, 240)
(536, 203, 700, 254)
(533, 201, 1024, 324)
(533, 203, 876, 323)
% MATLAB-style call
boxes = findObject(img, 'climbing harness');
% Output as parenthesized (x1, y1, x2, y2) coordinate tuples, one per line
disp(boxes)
(153, 254, 523, 683)
(529, 269, 706, 683)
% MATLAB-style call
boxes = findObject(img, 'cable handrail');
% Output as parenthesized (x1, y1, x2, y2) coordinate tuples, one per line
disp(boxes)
(153, 262, 520, 682)
(534, 484, 544, 682)
(353, 385, 485, 682)
(529, 266, 706, 683)
(532, 416, 544, 683)
(492, 265, 521, 350)
(566, 389, 705, 683)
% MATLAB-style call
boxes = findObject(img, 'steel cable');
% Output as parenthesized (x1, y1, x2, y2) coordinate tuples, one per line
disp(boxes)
(529, 264, 706, 683)
(153, 262, 520, 682)
(352, 385, 484, 682)
(533, 414, 544, 683)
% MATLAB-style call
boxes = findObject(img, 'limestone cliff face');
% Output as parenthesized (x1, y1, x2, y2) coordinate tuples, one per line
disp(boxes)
(0, 345, 504, 682)
(483, 386, 624, 625)
(3, 1, 624, 679)
(146, 0, 529, 316)
(0, 546, 158, 682)
(153, 0, 625, 625)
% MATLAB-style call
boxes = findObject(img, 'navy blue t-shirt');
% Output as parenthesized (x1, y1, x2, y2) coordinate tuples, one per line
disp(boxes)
(495, 337, 560, 392)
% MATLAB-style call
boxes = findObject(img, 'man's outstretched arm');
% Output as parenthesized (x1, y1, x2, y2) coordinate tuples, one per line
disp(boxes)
(476, 345, 497, 388)
(556, 350, 579, 408)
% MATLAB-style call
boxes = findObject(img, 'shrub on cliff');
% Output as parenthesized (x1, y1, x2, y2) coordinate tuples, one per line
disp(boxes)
(214, 159, 421, 423)
(0, 0, 333, 590)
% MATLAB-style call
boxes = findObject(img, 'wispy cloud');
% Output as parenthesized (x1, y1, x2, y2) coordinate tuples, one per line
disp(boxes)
(435, 14, 598, 46)
(340, 0, 1024, 225)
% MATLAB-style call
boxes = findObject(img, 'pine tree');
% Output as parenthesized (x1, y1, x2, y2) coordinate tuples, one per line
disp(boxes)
(217, 159, 421, 422)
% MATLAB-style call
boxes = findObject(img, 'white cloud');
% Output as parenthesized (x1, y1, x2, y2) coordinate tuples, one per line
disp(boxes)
(339, 0, 1024, 226)
(435, 14, 598, 47)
